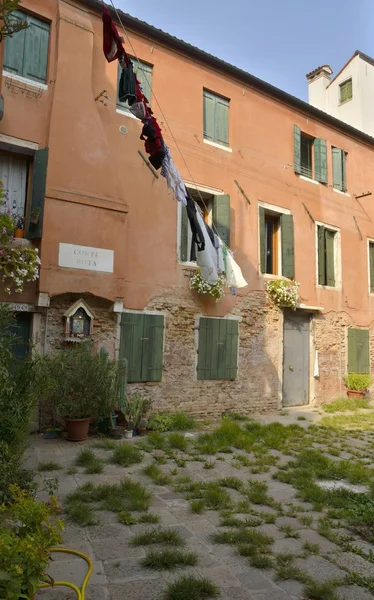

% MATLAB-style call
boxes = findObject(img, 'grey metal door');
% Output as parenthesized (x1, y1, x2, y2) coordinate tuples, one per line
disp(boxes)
(283, 311, 310, 406)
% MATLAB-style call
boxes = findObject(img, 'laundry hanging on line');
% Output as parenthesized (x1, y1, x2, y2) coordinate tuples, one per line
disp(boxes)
(101, 3, 247, 293)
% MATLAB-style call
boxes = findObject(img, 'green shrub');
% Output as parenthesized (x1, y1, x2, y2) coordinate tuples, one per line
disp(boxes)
(344, 372, 373, 392)
(0, 486, 63, 600)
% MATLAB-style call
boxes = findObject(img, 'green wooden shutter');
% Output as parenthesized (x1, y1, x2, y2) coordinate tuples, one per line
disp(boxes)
(348, 328, 370, 374)
(120, 313, 143, 382)
(24, 16, 50, 83)
(317, 225, 326, 285)
(369, 244, 374, 293)
(223, 319, 239, 380)
(314, 139, 328, 184)
(180, 205, 189, 261)
(26, 148, 49, 239)
(210, 318, 222, 380)
(332, 147, 343, 191)
(280, 214, 295, 279)
(342, 151, 347, 192)
(325, 229, 335, 287)
(259, 207, 266, 273)
(141, 314, 164, 382)
(197, 317, 211, 380)
(215, 97, 229, 146)
(203, 90, 215, 141)
(294, 125, 301, 174)
(3, 11, 27, 76)
(348, 328, 358, 373)
(134, 60, 152, 105)
(212, 194, 230, 246)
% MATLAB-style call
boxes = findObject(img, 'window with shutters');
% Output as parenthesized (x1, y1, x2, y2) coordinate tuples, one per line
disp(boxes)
(316, 223, 341, 288)
(368, 241, 374, 294)
(0, 147, 48, 239)
(294, 126, 327, 184)
(203, 89, 229, 148)
(348, 328, 370, 374)
(117, 59, 153, 113)
(3, 11, 50, 84)
(259, 204, 295, 278)
(197, 317, 239, 380)
(332, 147, 347, 193)
(119, 312, 164, 383)
(339, 79, 352, 104)
(179, 187, 230, 263)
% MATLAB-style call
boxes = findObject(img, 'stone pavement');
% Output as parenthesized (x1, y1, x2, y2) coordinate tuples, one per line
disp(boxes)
(26, 413, 374, 600)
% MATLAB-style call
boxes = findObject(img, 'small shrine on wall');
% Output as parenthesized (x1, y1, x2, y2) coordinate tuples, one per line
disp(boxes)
(64, 299, 94, 342)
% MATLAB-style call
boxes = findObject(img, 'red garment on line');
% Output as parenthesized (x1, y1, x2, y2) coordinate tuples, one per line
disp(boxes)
(102, 6, 127, 63)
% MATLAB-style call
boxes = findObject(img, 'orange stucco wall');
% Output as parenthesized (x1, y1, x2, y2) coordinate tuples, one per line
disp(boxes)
(2, 0, 374, 328)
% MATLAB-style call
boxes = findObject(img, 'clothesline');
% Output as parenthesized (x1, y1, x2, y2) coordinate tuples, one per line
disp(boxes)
(102, 1, 248, 292)
(105, 0, 224, 239)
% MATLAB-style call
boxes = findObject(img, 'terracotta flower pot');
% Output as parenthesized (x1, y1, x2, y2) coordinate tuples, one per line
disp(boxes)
(65, 417, 91, 441)
(14, 228, 24, 238)
(346, 390, 366, 399)
(139, 427, 147, 436)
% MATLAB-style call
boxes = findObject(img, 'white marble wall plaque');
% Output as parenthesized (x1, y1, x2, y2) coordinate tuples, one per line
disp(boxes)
(58, 243, 114, 273)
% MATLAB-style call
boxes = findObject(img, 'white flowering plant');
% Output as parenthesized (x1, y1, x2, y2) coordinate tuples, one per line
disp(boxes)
(266, 278, 300, 311)
(0, 246, 41, 294)
(190, 268, 226, 302)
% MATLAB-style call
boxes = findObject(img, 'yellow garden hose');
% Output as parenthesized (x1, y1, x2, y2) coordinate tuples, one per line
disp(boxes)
(39, 548, 93, 600)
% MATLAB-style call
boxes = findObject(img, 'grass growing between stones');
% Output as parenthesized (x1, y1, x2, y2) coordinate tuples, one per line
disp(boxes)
(303, 580, 341, 600)
(64, 478, 152, 526)
(141, 549, 198, 570)
(190, 499, 206, 514)
(65, 501, 98, 527)
(143, 462, 172, 486)
(110, 443, 143, 467)
(92, 439, 117, 450)
(322, 397, 372, 413)
(131, 527, 185, 547)
(274, 553, 309, 583)
(37, 461, 62, 471)
(320, 412, 374, 430)
(75, 448, 104, 474)
(165, 576, 220, 600)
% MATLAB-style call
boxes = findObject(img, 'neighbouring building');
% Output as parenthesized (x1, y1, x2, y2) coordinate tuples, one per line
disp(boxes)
(307, 50, 374, 137)
(2, 0, 374, 421)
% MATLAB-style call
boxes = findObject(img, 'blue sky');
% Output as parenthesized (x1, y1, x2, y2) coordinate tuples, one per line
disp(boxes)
(114, 0, 374, 101)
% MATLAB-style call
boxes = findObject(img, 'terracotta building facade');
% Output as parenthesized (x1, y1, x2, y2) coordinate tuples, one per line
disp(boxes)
(2, 0, 374, 417)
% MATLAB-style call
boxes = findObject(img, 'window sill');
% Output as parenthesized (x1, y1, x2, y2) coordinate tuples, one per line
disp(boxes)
(333, 188, 350, 197)
(116, 108, 138, 119)
(203, 139, 232, 153)
(3, 71, 48, 90)
(298, 175, 319, 185)
(11, 238, 34, 248)
(262, 273, 288, 280)
(316, 284, 340, 291)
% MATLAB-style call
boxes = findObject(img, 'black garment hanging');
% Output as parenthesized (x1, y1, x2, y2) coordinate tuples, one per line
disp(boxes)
(186, 195, 205, 261)
(118, 61, 137, 105)
(204, 222, 215, 247)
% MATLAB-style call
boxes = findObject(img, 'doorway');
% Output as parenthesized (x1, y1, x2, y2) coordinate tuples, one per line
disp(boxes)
(283, 310, 310, 407)
(9, 312, 32, 360)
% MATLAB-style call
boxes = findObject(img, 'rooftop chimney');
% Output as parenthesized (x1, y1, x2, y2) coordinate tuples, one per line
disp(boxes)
(306, 65, 333, 111)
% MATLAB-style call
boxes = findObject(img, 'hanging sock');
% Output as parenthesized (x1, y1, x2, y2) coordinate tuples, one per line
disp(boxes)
(160, 147, 187, 206)
(102, 5, 125, 62)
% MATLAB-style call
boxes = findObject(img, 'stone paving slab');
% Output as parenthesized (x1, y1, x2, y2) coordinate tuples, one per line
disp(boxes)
(24, 429, 374, 600)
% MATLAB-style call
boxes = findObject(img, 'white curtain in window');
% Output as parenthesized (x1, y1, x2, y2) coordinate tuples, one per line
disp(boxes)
(0, 154, 28, 218)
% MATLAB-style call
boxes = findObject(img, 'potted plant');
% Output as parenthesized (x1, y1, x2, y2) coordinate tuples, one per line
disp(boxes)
(30, 206, 40, 225)
(37, 343, 121, 442)
(0, 485, 63, 600)
(344, 372, 373, 399)
(124, 394, 152, 437)
(13, 214, 25, 238)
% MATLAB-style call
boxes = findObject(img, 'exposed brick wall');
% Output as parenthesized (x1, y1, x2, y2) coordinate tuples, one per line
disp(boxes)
(126, 290, 282, 418)
(313, 311, 374, 403)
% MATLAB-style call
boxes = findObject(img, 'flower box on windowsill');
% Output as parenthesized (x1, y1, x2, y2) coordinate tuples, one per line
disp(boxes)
(11, 237, 33, 248)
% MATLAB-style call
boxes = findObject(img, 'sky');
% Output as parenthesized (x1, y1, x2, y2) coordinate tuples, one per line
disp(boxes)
(114, 0, 374, 102)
